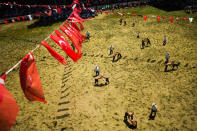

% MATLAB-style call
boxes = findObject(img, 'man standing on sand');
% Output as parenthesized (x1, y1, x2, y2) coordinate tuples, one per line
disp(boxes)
(165, 52, 170, 64)
(132, 19, 135, 27)
(110, 45, 114, 55)
(94, 66, 99, 76)
(137, 32, 140, 38)
(164, 52, 170, 72)
(149, 103, 158, 120)
(86, 30, 90, 39)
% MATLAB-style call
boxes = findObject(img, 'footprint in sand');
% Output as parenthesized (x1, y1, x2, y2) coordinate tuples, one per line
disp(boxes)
(134, 57, 138, 61)
(56, 114, 70, 119)
(60, 93, 70, 99)
(62, 79, 69, 83)
(58, 101, 70, 105)
(61, 87, 69, 94)
(61, 84, 66, 88)
(157, 60, 163, 64)
(123, 56, 127, 59)
(57, 108, 69, 112)
(184, 63, 189, 67)
(150, 60, 156, 63)
(147, 59, 150, 62)
(52, 121, 57, 127)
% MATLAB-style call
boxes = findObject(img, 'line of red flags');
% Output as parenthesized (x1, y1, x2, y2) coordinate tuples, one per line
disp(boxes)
(0, 2, 88, 130)
(2, 14, 35, 24)
(97, 10, 193, 23)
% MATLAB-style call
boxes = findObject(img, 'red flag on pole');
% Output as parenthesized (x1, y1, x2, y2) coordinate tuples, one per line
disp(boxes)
(3, 20, 8, 24)
(62, 24, 82, 41)
(62, 24, 83, 49)
(157, 16, 160, 22)
(64, 22, 85, 41)
(169, 17, 173, 23)
(60, 26, 82, 53)
(78, 21, 84, 31)
(0, 74, 19, 131)
(183, 17, 187, 21)
(22, 16, 25, 21)
(71, 22, 80, 31)
(40, 41, 67, 65)
(19, 52, 47, 103)
(144, 15, 147, 21)
(55, 30, 67, 41)
(50, 34, 82, 62)
(17, 17, 20, 21)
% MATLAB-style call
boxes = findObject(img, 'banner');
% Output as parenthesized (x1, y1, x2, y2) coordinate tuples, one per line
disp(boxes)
(19, 52, 47, 103)
(0, 74, 19, 131)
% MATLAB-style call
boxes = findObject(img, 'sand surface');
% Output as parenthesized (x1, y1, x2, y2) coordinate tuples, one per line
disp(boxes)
(0, 13, 197, 131)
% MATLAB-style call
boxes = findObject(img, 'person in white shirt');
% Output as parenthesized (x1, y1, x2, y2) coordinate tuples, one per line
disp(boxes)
(110, 45, 114, 55)
(132, 19, 135, 27)
(149, 103, 158, 120)
(165, 52, 170, 64)
(189, 17, 193, 23)
(94, 66, 99, 76)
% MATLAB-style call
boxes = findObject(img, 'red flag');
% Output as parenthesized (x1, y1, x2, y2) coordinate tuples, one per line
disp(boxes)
(22, 16, 25, 21)
(157, 16, 160, 22)
(60, 26, 82, 53)
(104, 11, 108, 15)
(3, 20, 8, 24)
(17, 17, 20, 21)
(19, 52, 47, 103)
(73, 6, 82, 13)
(63, 24, 82, 41)
(144, 15, 147, 21)
(63, 23, 85, 46)
(132, 14, 136, 17)
(40, 41, 67, 65)
(169, 17, 173, 23)
(71, 22, 80, 31)
(78, 21, 84, 31)
(50, 34, 82, 62)
(183, 17, 187, 21)
(65, 23, 86, 40)
(64, 22, 85, 41)
(0, 74, 19, 131)
(73, 0, 79, 4)
(56, 6, 62, 14)
(55, 30, 67, 41)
